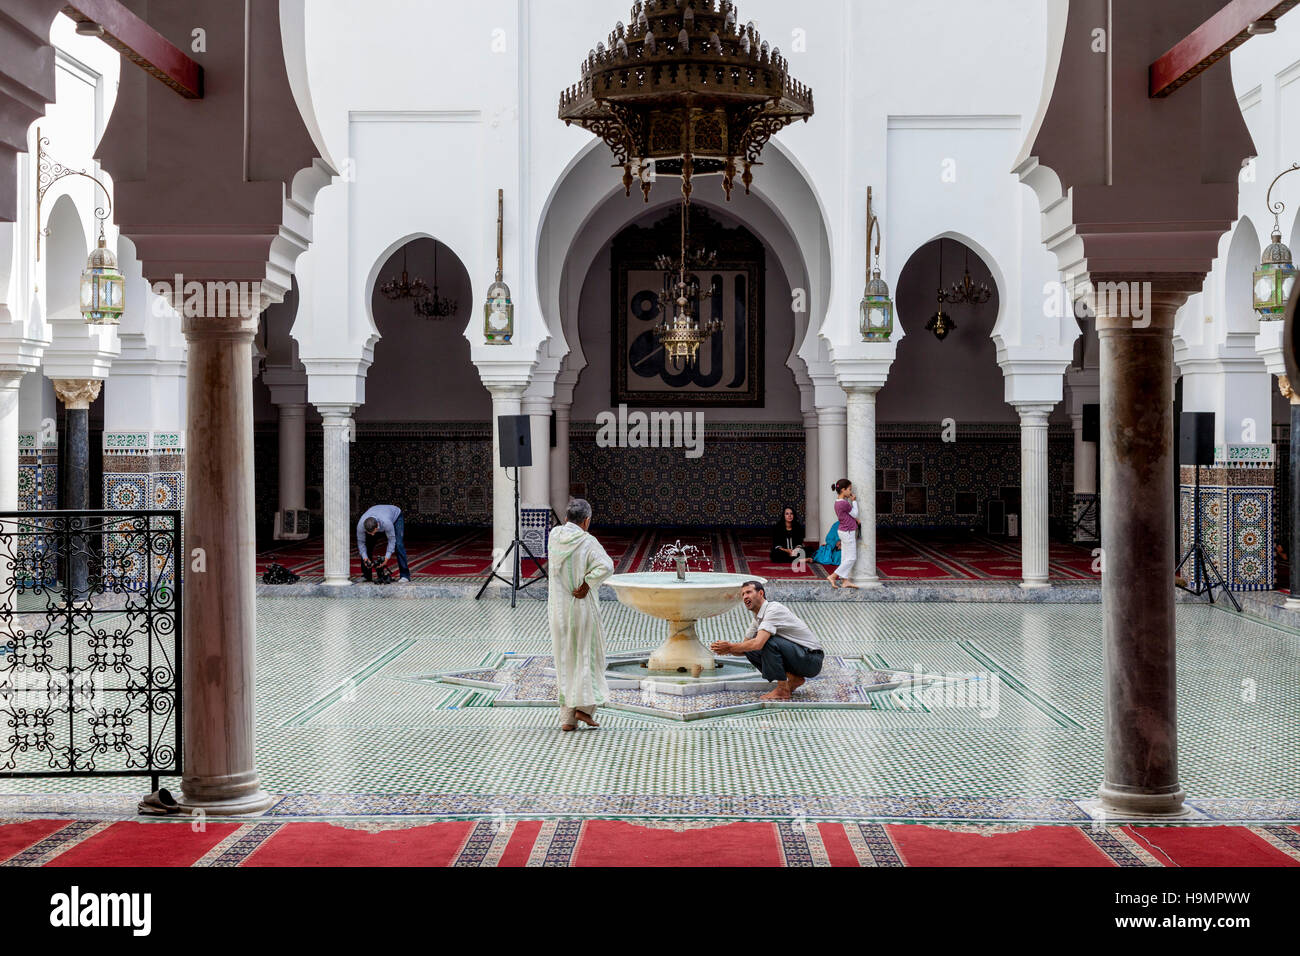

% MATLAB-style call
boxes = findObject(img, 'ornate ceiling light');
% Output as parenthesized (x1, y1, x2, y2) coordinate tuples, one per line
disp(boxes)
(412, 242, 459, 319)
(378, 245, 430, 302)
(655, 196, 721, 365)
(559, 0, 814, 203)
(944, 245, 993, 306)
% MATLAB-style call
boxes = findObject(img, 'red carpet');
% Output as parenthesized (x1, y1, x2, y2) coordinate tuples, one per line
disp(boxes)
(258, 528, 1100, 584)
(2, 819, 1295, 866)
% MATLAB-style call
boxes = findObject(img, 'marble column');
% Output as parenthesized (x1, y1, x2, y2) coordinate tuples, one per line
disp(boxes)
(551, 401, 572, 516)
(178, 311, 272, 814)
(52, 379, 101, 601)
(520, 396, 551, 511)
(1281, 378, 1300, 612)
(0, 371, 22, 611)
(317, 405, 356, 587)
(844, 387, 881, 587)
(277, 403, 307, 515)
(1071, 412, 1099, 542)
(1096, 292, 1186, 816)
(487, 385, 526, 562)
(816, 406, 847, 538)
(1015, 402, 1054, 589)
(0, 371, 24, 512)
(802, 410, 819, 543)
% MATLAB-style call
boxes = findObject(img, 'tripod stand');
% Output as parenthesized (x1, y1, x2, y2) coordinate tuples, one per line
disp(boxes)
(1175, 463, 1241, 611)
(475, 465, 547, 608)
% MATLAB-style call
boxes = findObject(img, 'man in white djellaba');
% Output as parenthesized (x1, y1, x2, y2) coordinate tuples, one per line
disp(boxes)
(547, 498, 616, 732)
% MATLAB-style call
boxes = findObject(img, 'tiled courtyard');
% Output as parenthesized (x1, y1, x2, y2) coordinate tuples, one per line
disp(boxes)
(3, 597, 1297, 822)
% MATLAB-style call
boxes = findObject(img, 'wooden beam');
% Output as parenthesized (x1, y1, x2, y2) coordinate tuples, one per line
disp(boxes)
(62, 0, 202, 98)
(1151, 0, 1298, 98)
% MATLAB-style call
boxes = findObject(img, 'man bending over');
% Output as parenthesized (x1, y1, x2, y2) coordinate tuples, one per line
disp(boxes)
(710, 581, 823, 700)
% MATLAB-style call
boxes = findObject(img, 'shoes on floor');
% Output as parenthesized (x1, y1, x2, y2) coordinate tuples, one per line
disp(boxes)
(137, 788, 181, 816)
(397, 577, 411, 584)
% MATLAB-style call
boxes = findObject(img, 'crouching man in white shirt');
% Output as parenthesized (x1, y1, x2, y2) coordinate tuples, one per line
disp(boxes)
(710, 580, 823, 701)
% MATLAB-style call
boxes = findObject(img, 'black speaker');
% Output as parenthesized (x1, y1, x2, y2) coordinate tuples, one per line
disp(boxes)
(1082, 404, 1099, 443)
(498, 415, 532, 468)
(1179, 412, 1214, 467)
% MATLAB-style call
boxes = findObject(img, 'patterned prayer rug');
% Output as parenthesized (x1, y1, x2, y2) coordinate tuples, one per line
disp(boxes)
(256, 528, 1101, 584)
(2, 818, 1295, 867)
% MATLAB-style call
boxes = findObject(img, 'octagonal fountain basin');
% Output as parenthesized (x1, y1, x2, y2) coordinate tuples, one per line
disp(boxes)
(606, 572, 763, 674)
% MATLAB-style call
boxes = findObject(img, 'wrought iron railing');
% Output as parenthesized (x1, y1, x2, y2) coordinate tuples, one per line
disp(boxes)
(0, 510, 182, 790)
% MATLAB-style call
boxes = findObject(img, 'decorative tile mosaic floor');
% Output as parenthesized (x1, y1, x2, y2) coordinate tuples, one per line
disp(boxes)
(2, 598, 1297, 823)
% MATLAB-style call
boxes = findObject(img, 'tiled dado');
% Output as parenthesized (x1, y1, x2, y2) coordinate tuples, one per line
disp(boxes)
(1180, 463, 1274, 591)
(102, 434, 186, 588)
(17, 432, 57, 511)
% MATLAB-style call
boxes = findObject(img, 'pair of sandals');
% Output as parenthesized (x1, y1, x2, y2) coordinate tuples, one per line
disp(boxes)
(137, 787, 182, 816)
(561, 710, 599, 732)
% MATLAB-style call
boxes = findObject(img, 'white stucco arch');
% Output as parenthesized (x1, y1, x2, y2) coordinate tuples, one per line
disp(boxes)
(535, 136, 835, 388)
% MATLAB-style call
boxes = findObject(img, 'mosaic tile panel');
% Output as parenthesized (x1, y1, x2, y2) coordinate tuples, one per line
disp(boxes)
(876, 426, 1074, 530)
(569, 423, 804, 528)
(1180, 474, 1273, 592)
(102, 452, 186, 590)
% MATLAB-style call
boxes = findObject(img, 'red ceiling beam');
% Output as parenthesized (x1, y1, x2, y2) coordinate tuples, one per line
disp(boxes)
(62, 0, 202, 98)
(1150, 0, 1298, 98)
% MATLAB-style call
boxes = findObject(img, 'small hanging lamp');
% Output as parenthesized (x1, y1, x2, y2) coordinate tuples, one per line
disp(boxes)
(80, 227, 125, 325)
(859, 186, 893, 341)
(1255, 163, 1299, 319)
(926, 239, 956, 341)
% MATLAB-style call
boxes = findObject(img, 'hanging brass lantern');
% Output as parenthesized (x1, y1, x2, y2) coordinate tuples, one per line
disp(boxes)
(859, 187, 893, 341)
(80, 230, 125, 325)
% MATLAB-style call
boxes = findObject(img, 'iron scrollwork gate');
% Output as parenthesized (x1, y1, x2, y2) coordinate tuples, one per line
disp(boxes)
(0, 511, 182, 791)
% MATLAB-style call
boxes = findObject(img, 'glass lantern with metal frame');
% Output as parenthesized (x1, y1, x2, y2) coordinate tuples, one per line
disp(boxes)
(860, 186, 894, 342)
(1255, 163, 1299, 319)
(80, 228, 125, 325)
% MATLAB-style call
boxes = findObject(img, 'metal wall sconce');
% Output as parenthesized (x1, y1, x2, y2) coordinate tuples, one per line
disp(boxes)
(35, 128, 124, 324)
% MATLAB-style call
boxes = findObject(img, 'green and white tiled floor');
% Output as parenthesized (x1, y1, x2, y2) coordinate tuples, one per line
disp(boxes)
(3, 598, 1298, 816)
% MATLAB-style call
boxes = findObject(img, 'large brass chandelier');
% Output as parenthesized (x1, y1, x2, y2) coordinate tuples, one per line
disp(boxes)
(559, 0, 814, 203)
(655, 196, 721, 365)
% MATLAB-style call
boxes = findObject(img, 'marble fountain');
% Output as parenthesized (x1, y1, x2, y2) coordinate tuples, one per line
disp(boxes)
(602, 542, 766, 691)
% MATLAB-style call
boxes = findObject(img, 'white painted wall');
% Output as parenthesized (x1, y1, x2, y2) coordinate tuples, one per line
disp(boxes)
(293, 0, 1067, 418)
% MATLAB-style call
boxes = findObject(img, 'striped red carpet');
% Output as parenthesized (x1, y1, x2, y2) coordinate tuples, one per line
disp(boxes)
(3, 819, 1296, 866)
(257, 529, 1100, 583)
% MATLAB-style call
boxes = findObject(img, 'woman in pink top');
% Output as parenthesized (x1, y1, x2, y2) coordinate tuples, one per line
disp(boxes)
(829, 478, 859, 589)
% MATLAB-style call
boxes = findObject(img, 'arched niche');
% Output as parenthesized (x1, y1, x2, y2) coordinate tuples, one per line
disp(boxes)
(43, 194, 87, 320)
(362, 235, 483, 424)
(880, 236, 1008, 424)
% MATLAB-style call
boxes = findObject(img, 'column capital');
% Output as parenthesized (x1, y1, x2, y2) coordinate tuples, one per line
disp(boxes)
(52, 379, 103, 410)
(1012, 401, 1056, 425)
(181, 313, 260, 341)
(315, 402, 357, 424)
(521, 396, 552, 417)
(0, 368, 26, 389)
(485, 382, 528, 401)
(816, 405, 847, 427)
